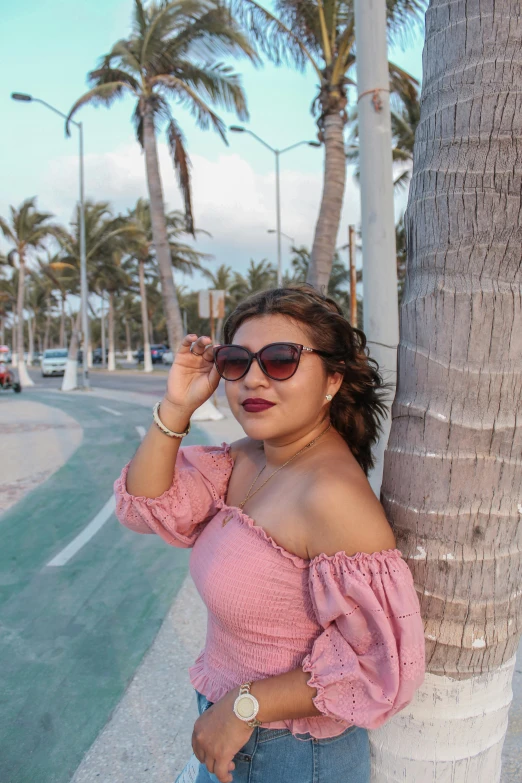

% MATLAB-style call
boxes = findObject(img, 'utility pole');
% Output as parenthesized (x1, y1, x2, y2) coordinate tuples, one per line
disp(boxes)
(354, 0, 398, 495)
(348, 225, 358, 328)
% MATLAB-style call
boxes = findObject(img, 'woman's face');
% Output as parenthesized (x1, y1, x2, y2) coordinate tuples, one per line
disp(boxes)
(224, 314, 342, 442)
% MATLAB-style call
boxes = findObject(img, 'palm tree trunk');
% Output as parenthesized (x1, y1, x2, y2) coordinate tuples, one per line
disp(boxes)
(124, 318, 133, 362)
(27, 311, 34, 365)
(16, 257, 34, 387)
(307, 114, 347, 290)
(43, 298, 51, 352)
(60, 295, 66, 346)
(138, 261, 153, 373)
(142, 109, 184, 351)
(100, 292, 107, 369)
(372, 3, 521, 779)
(62, 310, 81, 391)
(107, 291, 116, 371)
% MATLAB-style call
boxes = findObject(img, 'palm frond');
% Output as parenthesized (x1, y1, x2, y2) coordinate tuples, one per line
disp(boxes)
(66, 83, 136, 135)
(166, 116, 194, 234)
(154, 75, 227, 139)
(227, 0, 320, 75)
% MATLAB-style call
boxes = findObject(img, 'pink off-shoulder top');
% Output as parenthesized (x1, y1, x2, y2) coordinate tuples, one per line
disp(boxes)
(114, 443, 425, 739)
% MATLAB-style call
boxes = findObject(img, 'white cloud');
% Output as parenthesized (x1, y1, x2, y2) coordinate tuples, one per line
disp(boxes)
(27, 141, 363, 286)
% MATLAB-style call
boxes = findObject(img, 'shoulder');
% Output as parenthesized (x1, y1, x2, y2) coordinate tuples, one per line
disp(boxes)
(300, 463, 396, 560)
(229, 436, 263, 463)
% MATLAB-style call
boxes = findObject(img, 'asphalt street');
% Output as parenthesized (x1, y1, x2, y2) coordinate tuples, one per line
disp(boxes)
(29, 364, 228, 401)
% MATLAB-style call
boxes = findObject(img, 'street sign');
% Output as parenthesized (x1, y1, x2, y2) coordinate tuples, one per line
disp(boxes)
(198, 290, 225, 319)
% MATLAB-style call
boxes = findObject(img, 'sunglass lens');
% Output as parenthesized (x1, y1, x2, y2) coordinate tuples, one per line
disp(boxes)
(260, 344, 299, 380)
(215, 346, 250, 380)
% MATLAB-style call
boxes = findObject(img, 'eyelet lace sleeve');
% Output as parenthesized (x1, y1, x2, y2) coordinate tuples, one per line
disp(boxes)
(302, 549, 425, 730)
(113, 443, 233, 548)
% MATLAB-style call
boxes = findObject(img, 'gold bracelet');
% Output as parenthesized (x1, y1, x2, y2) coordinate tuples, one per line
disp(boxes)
(152, 401, 191, 438)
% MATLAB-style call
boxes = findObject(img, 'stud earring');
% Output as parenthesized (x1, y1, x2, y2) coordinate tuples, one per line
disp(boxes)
(325, 394, 333, 401)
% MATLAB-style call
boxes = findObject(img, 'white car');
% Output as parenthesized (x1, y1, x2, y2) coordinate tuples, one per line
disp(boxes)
(162, 350, 174, 364)
(41, 348, 68, 377)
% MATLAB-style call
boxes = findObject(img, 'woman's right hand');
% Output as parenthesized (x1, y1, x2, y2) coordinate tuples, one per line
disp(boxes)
(164, 334, 221, 414)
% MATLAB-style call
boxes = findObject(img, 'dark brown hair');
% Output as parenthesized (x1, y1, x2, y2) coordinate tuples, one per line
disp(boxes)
(223, 284, 393, 476)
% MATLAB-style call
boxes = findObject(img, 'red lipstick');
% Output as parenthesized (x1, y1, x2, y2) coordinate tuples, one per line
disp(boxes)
(241, 398, 276, 413)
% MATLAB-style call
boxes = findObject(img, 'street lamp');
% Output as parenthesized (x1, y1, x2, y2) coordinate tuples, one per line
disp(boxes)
(11, 92, 90, 391)
(267, 229, 295, 244)
(230, 126, 320, 286)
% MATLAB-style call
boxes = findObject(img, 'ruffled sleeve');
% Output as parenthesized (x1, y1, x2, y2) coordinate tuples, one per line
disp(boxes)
(113, 442, 234, 548)
(302, 549, 425, 730)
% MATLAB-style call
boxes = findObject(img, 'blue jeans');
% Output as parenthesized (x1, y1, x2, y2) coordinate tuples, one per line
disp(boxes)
(192, 689, 370, 783)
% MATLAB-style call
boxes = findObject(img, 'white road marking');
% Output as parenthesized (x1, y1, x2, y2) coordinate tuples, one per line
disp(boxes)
(136, 425, 146, 440)
(98, 405, 122, 416)
(46, 496, 116, 567)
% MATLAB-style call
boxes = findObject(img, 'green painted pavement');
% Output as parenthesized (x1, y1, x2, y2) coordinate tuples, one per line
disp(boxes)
(0, 392, 208, 783)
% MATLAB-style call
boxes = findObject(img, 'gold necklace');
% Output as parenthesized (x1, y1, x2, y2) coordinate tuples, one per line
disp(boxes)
(222, 423, 332, 527)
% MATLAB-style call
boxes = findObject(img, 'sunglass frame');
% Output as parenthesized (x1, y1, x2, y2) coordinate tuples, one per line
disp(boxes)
(213, 342, 332, 382)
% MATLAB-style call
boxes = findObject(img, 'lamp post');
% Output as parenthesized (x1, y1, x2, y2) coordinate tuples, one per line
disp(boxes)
(230, 126, 320, 286)
(267, 229, 295, 244)
(11, 92, 90, 391)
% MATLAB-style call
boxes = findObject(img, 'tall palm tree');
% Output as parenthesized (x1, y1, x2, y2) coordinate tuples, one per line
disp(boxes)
(58, 200, 141, 386)
(232, 0, 424, 289)
(0, 198, 64, 386)
(127, 197, 211, 371)
(67, 0, 257, 353)
(91, 252, 131, 371)
(374, 1, 522, 778)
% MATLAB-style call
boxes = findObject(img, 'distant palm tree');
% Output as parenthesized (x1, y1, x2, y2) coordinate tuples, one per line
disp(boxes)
(67, 0, 257, 352)
(229, 259, 276, 306)
(0, 197, 64, 386)
(284, 244, 361, 317)
(232, 0, 424, 288)
(127, 197, 211, 371)
(58, 200, 141, 385)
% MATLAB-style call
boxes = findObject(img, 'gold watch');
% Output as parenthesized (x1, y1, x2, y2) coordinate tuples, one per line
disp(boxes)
(233, 682, 262, 728)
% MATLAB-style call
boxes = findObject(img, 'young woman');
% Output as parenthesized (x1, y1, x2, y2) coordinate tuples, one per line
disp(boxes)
(114, 285, 425, 783)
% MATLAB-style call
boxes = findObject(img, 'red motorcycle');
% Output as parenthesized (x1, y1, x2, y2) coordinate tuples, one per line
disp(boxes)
(0, 346, 21, 393)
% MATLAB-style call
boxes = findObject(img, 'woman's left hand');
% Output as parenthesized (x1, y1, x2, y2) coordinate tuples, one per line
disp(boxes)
(192, 688, 255, 783)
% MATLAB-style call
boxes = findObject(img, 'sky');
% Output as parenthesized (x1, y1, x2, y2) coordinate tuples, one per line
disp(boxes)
(1, 0, 426, 291)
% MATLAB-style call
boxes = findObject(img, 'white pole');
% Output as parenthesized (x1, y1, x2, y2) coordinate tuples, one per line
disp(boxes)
(354, 0, 398, 497)
(275, 150, 282, 287)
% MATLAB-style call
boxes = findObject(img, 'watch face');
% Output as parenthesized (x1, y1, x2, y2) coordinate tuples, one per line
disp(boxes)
(235, 695, 255, 719)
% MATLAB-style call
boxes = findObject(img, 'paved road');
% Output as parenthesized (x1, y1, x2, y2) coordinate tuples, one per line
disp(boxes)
(28, 366, 228, 400)
(0, 390, 210, 783)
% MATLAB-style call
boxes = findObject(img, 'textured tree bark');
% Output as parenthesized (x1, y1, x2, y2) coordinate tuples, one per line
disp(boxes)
(62, 310, 81, 391)
(124, 318, 133, 362)
(138, 261, 153, 373)
(372, 2, 522, 779)
(142, 110, 184, 351)
(307, 114, 347, 291)
(60, 295, 66, 347)
(100, 292, 107, 369)
(15, 257, 34, 387)
(107, 291, 116, 371)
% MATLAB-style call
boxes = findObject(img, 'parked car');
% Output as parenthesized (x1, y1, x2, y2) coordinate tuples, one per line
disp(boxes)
(41, 348, 68, 377)
(92, 347, 109, 364)
(135, 344, 168, 364)
(162, 350, 174, 364)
